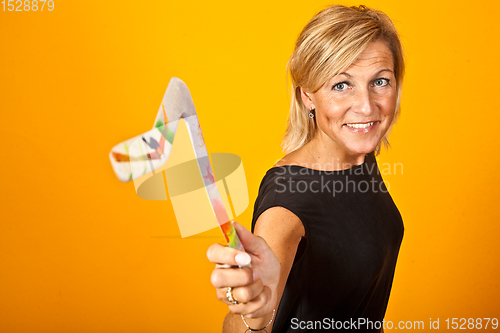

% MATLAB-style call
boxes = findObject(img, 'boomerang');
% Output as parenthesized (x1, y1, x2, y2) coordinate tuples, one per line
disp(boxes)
(109, 77, 244, 251)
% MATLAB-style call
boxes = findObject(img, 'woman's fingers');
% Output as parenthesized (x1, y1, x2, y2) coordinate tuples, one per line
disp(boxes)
(233, 221, 269, 255)
(211, 267, 254, 288)
(206, 222, 271, 266)
(207, 222, 279, 316)
(216, 282, 271, 315)
(228, 285, 272, 316)
(216, 278, 264, 304)
(206, 243, 251, 266)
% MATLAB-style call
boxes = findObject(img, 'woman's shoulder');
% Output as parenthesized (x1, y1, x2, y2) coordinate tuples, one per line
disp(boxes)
(263, 147, 319, 178)
(260, 146, 335, 187)
(273, 146, 311, 168)
(252, 167, 311, 234)
(259, 150, 303, 183)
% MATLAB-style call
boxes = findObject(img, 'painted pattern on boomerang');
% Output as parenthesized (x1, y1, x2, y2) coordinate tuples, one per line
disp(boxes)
(109, 77, 244, 251)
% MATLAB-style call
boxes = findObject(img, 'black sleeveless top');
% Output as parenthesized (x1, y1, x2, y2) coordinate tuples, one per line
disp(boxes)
(251, 152, 404, 333)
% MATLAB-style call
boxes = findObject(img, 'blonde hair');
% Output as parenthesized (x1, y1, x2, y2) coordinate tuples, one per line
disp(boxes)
(282, 5, 405, 154)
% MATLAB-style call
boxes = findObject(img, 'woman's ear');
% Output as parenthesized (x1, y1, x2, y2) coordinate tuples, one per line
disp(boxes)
(300, 87, 314, 110)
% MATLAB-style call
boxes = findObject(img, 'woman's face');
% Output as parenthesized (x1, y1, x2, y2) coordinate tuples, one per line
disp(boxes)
(302, 39, 398, 157)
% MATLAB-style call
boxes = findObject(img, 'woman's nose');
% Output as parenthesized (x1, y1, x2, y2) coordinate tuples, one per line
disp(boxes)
(352, 88, 374, 115)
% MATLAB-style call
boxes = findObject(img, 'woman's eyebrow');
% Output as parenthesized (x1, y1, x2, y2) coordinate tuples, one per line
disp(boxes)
(336, 72, 353, 78)
(374, 69, 394, 76)
(334, 69, 394, 79)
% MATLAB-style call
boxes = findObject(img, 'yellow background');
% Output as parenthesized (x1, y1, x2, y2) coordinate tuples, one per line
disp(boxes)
(1, 0, 499, 332)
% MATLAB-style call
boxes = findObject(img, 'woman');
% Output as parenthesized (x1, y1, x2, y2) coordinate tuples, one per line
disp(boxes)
(207, 5, 405, 332)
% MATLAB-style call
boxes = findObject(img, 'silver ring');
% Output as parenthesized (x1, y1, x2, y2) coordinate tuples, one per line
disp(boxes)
(226, 287, 239, 304)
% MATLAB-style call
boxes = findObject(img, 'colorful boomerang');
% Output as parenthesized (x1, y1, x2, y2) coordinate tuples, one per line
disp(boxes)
(109, 77, 244, 251)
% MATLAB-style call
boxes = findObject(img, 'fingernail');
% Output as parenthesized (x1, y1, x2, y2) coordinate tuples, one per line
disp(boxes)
(235, 253, 251, 266)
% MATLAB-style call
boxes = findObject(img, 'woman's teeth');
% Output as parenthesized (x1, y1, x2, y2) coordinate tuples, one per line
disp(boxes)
(345, 122, 374, 129)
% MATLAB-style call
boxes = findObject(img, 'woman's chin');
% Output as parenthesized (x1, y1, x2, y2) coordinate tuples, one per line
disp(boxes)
(344, 141, 380, 155)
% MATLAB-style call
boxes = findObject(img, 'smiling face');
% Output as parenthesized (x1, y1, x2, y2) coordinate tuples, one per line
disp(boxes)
(301, 39, 398, 159)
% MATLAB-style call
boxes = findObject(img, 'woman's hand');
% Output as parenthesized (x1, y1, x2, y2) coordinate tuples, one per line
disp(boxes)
(207, 221, 280, 319)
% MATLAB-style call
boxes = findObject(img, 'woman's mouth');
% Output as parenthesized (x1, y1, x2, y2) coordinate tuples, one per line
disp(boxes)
(343, 121, 377, 133)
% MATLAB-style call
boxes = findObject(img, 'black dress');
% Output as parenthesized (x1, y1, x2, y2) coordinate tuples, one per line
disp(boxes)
(251, 152, 404, 333)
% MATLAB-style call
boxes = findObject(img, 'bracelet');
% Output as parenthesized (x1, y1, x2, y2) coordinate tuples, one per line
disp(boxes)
(241, 309, 276, 332)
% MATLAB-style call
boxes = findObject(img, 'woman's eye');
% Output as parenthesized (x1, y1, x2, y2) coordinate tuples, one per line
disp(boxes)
(374, 78, 389, 87)
(333, 82, 348, 91)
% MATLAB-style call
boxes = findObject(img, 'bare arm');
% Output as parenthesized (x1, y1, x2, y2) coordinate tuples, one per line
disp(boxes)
(251, 206, 305, 332)
(208, 207, 305, 332)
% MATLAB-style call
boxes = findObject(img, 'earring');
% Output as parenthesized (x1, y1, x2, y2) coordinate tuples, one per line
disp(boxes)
(308, 107, 315, 119)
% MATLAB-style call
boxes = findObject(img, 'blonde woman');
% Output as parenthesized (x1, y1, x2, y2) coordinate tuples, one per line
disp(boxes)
(207, 5, 405, 332)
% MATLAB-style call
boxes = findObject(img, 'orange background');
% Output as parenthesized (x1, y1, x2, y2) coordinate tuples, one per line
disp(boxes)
(1, 0, 499, 332)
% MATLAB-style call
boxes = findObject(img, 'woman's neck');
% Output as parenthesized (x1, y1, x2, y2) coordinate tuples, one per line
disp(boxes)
(276, 133, 369, 171)
(302, 138, 367, 171)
